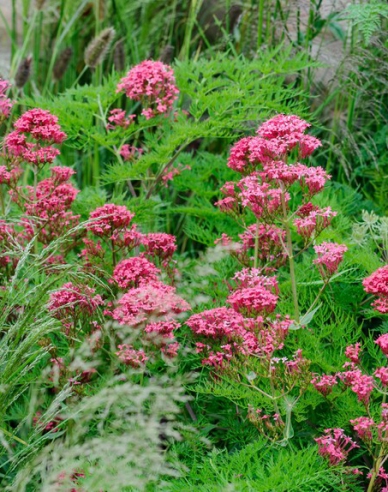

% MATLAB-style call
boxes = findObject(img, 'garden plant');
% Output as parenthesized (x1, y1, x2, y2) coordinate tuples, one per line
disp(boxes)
(0, 0, 387, 491)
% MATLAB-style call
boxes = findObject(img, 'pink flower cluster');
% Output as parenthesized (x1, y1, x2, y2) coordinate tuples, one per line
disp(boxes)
(112, 282, 190, 328)
(5, 109, 66, 165)
(376, 333, 388, 355)
(107, 109, 136, 130)
(294, 206, 336, 241)
(82, 206, 188, 363)
(227, 115, 322, 174)
(345, 343, 362, 364)
(351, 404, 388, 446)
(217, 114, 334, 271)
(116, 344, 148, 367)
(315, 428, 358, 466)
(9, 166, 79, 244)
(117, 60, 179, 119)
(363, 266, 388, 313)
(87, 204, 135, 237)
(313, 242, 347, 277)
(227, 283, 278, 317)
(0, 78, 13, 123)
(48, 282, 103, 320)
(142, 232, 177, 260)
(112, 257, 160, 289)
(311, 374, 337, 396)
(119, 144, 143, 162)
(186, 268, 293, 368)
(339, 366, 374, 406)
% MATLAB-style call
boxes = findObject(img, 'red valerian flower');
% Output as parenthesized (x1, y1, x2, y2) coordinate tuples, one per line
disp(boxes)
(87, 204, 135, 237)
(363, 266, 388, 314)
(48, 282, 103, 320)
(142, 232, 177, 260)
(112, 282, 190, 327)
(227, 284, 278, 317)
(315, 428, 358, 466)
(116, 344, 148, 367)
(311, 374, 338, 396)
(345, 343, 362, 365)
(117, 60, 179, 119)
(313, 242, 348, 277)
(112, 257, 160, 289)
(5, 108, 66, 165)
(376, 333, 388, 356)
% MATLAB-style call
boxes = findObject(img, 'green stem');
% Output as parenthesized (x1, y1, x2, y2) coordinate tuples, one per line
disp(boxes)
(368, 394, 387, 492)
(257, 0, 265, 49)
(254, 219, 259, 269)
(304, 280, 328, 318)
(0, 186, 5, 215)
(280, 185, 299, 322)
(0, 426, 28, 446)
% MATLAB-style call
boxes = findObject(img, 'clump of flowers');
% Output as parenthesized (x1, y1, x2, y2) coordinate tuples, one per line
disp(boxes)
(117, 60, 179, 119)
(119, 144, 143, 162)
(345, 343, 362, 365)
(112, 257, 160, 289)
(112, 282, 190, 328)
(363, 265, 388, 313)
(375, 333, 388, 356)
(313, 242, 348, 278)
(311, 374, 338, 397)
(315, 428, 358, 466)
(5, 108, 66, 166)
(87, 204, 135, 237)
(107, 109, 136, 130)
(48, 282, 103, 334)
(214, 113, 338, 327)
(142, 232, 177, 261)
(9, 166, 80, 244)
(116, 344, 148, 367)
(0, 78, 13, 123)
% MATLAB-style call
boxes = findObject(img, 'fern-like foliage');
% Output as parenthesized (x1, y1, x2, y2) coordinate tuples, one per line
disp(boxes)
(345, 1, 388, 45)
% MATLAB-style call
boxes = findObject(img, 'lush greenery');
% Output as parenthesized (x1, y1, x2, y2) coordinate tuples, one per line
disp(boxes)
(0, 0, 387, 491)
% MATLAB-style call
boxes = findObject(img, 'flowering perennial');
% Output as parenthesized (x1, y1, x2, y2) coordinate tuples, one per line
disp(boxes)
(117, 60, 179, 119)
(363, 266, 388, 313)
(112, 257, 160, 289)
(315, 428, 358, 466)
(313, 242, 347, 277)
(5, 108, 66, 165)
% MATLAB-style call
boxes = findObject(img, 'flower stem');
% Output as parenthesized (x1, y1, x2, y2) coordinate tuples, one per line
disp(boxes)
(280, 185, 299, 322)
(254, 219, 260, 269)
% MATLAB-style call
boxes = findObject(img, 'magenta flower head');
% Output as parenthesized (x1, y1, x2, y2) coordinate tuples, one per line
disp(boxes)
(311, 374, 337, 397)
(257, 114, 322, 160)
(5, 108, 66, 166)
(345, 343, 362, 365)
(48, 282, 103, 321)
(376, 334, 388, 356)
(375, 367, 388, 386)
(86, 204, 135, 237)
(112, 282, 190, 327)
(117, 60, 179, 119)
(116, 344, 148, 368)
(227, 283, 278, 317)
(142, 233, 177, 260)
(0, 78, 13, 123)
(315, 428, 358, 466)
(313, 242, 348, 277)
(112, 257, 160, 289)
(350, 416, 375, 442)
(363, 266, 388, 314)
